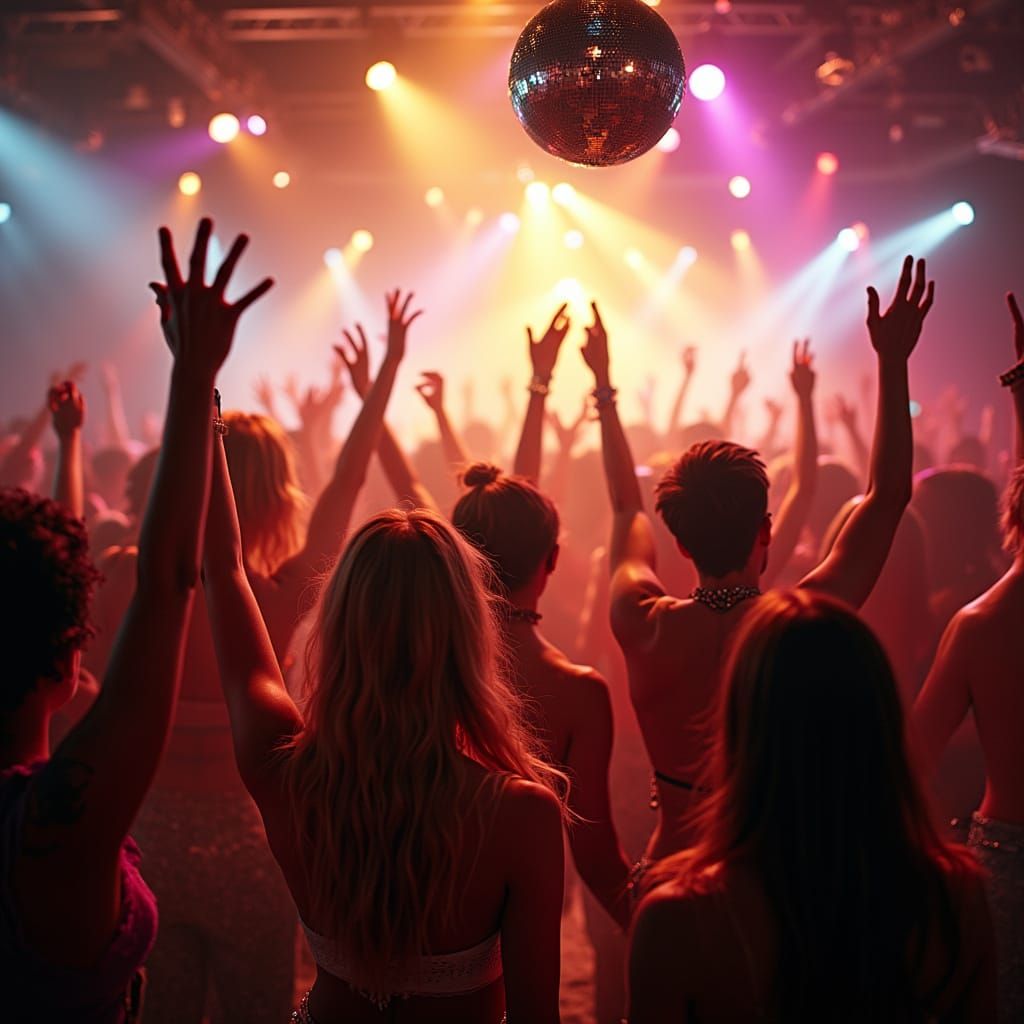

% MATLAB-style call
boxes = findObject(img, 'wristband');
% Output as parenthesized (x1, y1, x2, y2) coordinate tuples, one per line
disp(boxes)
(999, 362, 1024, 391)
(214, 387, 229, 436)
(527, 375, 551, 397)
(591, 385, 618, 409)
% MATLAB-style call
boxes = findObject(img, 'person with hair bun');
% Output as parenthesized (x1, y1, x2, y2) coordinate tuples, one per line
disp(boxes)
(453, 462, 632, 929)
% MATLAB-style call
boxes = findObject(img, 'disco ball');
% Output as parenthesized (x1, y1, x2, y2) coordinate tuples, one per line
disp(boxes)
(509, 0, 685, 167)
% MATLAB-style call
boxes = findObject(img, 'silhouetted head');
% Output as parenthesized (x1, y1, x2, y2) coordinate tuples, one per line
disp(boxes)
(0, 489, 100, 713)
(911, 466, 1001, 590)
(656, 441, 769, 577)
(452, 463, 559, 596)
(223, 411, 306, 575)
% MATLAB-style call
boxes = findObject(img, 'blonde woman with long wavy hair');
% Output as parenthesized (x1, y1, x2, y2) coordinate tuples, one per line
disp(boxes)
(202, 291, 566, 1023)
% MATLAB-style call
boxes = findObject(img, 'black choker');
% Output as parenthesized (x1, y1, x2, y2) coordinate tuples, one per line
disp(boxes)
(506, 607, 542, 625)
(690, 586, 761, 613)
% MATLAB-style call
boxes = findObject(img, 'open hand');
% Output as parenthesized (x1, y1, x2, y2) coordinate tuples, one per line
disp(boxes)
(527, 303, 570, 383)
(148, 218, 273, 377)
(48, 381, 85, 438)
(833, 394, 858, 432)
(334, 324, 371, 399)
(384, 289, 422, 364)
(866, 255, 934, 361)
(580, 302, 610, 386)
(789, 339, 815, 399)
(252, 374, 277, 415)
(415, 371, 445, 412)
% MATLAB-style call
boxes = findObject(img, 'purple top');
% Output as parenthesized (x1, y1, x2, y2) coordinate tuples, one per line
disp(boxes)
(0, 763, 158, 1022)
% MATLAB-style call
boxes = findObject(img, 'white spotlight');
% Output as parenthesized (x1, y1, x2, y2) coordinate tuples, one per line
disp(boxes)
(837, 227, 861, 252)
(656, 127, 681, 153)
(951, 201, 975, 225)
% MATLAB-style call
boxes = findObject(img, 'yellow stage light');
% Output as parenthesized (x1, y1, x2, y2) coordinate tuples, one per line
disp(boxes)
(272, 171, 291, 189)
(730, 229, 752, 252)
(208, 113, 240, 144)
(365, 61, 397, 92)
(351, 229, 374, 253)
(552, 182, 576, 205)
(178, 171, 202, 196)
(425, 186, 445, 207)
(525, 181, 550, 205)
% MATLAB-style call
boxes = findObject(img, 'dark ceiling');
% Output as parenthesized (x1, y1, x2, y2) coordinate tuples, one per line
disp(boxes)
(2, 0, 1022, 177)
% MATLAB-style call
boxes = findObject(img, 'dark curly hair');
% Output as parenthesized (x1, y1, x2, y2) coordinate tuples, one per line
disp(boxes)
(0, 489, 101, 712)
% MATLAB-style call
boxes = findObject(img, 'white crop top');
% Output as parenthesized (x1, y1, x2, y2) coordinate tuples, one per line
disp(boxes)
(300, 921, 503, 1008)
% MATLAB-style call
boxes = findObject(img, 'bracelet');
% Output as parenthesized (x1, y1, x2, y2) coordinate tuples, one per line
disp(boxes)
(527, 375, 551, 397)
(999, 362, 1024, 391)
(213, 386, 229, 436)
(592, 385, 618, 409)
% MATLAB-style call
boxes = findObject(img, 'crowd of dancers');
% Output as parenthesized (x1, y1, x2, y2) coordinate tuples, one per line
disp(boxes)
(1, 217, 1022, 1022)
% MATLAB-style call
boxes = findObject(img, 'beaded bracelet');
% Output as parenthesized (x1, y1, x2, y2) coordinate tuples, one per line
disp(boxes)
(592, 385, 618, 409)
(527, 375, 551, 397)
(999, 362, 1024, 391)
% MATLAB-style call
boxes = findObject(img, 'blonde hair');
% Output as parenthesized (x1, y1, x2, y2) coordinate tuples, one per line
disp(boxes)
(282, 509, 564, 994)
(223, 411, 306, 575)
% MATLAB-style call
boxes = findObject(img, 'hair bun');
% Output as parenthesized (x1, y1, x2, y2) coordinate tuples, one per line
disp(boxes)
(463, 462, 503, 488)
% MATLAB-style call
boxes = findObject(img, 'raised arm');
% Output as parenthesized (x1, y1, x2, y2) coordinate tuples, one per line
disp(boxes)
(544, 399, 588, 510)
(801, 255, 933, 609)
(834, 393, 870, 483)
(98, 363, 135, 451)
(664, 345, 697, 443)
(19, 220, 271, 927)
(416, 370, 472, 471)
(763, 340, 818, 586)
(49, 381, 85, 519)
(338, 325, 439, 512)
(581, 303, 665, 639)
(1005, 292, 1024, 460)
(513, 304, 570, 482)
(203, 431, 303, 796)
(720, 351, 751, 439)
(275, 291, 419, 588)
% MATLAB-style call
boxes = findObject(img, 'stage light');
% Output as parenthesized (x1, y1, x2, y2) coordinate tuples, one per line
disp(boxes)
(425, 186, 445, 208)
(177, 171, 202, 196)
(554, 277, 585, 303)
(728, 175, 751, 199)
(656, 127, 681, 153)
(852, 221, 870, 242)
(564, 229, 584, 249)
(688, 64, 726, 102)
(0, 202, 10, 224)
(323, 248, 344, 268)
(465, 208, 484, 228)
(678, 245, 698, 264)
(167, 97, 186, 129)
(272, 171, 291, 189)
(951, 201, 975, 225)
(714, 0, 733, 11)
(365, 61, 397, 92)
(499, 212, 521, 234)
(552, 182, 576, 205)
(208, 113, 240, 144)
(909, 400, 922, 418)
(351, 229, 374, 253)
(816, 151, 839, 175)
(837, 227, 861, 252)
(525, 181, 550, 205)
(625, 248, 644, 269)
(247, 114, 268, 136)
(516, 163, 535, 184)
(730, 229, 751, 252)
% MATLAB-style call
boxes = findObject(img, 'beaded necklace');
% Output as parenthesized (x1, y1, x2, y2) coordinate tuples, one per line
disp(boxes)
(689, 585, 762, 613)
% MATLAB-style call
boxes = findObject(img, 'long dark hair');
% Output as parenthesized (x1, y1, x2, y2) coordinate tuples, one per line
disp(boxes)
(652, 590, 977, 1019)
